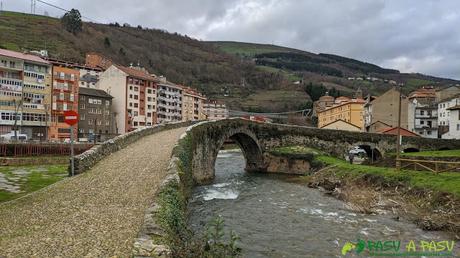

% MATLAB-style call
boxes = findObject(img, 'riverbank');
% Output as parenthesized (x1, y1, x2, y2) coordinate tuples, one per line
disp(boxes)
(307, 156, 460, 237)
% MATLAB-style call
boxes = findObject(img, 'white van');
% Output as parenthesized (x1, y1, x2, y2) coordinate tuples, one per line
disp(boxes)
(0, 131, 28, 142)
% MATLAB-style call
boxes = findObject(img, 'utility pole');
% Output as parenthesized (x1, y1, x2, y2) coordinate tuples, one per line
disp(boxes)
(396, 86, 402, 170)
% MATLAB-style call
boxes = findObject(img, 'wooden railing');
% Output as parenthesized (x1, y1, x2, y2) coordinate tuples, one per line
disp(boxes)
(397, 158, 460, 173)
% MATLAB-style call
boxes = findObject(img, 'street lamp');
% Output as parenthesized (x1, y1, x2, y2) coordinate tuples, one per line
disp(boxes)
(396, 85, 403, 170)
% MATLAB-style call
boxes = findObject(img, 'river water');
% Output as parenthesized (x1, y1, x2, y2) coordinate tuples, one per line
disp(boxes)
(188, 150, 457, 257)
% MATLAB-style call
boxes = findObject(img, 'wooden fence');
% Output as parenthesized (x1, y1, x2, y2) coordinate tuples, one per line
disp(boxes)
(0, 143, 93, 157)
(397, 158, 460, 173)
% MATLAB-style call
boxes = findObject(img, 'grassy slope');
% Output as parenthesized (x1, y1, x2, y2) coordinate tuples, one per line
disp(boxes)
(318, 156, 460, 197)
(271, 146, 460, 197)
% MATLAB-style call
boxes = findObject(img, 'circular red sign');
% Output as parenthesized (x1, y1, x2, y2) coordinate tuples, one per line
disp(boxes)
(64, 110, 79, 126)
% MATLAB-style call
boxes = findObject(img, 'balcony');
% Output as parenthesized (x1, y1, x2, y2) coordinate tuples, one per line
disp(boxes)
(0, 62, 22, 71)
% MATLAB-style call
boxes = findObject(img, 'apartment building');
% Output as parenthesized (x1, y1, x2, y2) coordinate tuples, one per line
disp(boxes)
(78, 87, 115, 142)
(156, 77, 183, 123)
(204, 100, 229, 120)
(408, 87, 438, 138)
(181, 86, 206, 121)
(0, 49, 52, 140)
(97, 64, 157, 134)
(438, 94, 460, 139)
(317, 96, 365, 131)
(49, 65, 79, 141)
(363, 88, 409, 132)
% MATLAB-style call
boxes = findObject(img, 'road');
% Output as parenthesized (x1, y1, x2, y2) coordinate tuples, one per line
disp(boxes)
(0, 127, 186, 258)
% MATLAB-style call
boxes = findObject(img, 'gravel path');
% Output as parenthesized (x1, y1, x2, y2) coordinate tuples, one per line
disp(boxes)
(0, 127, 186, 258)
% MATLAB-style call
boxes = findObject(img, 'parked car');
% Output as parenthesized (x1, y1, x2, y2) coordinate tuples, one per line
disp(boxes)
(349, 146, 366, 155)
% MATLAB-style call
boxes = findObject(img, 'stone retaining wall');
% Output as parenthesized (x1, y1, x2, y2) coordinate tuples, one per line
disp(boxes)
(72, 121, 193, 175)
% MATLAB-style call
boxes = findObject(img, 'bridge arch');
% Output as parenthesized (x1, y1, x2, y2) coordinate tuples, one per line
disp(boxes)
(191, 124, 265, 183)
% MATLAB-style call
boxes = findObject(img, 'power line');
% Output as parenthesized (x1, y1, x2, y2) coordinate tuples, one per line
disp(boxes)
(34, 0, 99, 23)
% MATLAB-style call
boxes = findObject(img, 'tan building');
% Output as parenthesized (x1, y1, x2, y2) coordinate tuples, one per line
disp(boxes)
(317, 98, 365, 130)
(204, 100, 229, 120)
(97, 64, 157, 134)
(181, 86, 206, 121)
(0, 49, 52, 140)
(364, 88, 409, 132)
(321, 119, 361, 132)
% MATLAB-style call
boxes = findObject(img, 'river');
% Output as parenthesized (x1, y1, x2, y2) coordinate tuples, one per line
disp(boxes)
(188, 149, 457, 257)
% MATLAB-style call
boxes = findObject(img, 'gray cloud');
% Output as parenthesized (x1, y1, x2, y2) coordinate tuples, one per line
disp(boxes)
(4, 0, 460, 79)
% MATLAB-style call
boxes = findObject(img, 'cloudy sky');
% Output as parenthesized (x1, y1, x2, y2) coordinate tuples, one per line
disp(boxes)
(4, 0, 460, 79)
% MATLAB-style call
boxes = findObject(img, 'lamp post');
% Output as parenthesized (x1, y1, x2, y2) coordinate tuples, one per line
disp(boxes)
(396, 86, 402, 170)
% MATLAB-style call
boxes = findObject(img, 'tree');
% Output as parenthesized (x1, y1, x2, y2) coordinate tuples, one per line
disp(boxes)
(104, 37, 111, 48)
(61, 9, 82, 34)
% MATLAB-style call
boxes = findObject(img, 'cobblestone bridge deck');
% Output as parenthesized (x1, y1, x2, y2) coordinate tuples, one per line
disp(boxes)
(0, 127, 186, 257)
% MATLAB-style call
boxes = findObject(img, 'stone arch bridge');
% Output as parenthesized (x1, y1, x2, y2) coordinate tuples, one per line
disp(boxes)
(188, 119, 460, 183)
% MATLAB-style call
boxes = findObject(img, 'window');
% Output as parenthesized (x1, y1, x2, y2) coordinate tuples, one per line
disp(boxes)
(147, 89, 152, 94)
(70, 94, 74, 102)
(457, 124, 460, 131)
(80, 103, 85, 109)
(134, 121, 138, 126)
(59, 92, 64, 100)
(134, 103, 138, 108)
(134, 95, 138, 100)
(129, 94, 133, 99)
(147, 112, 152, 117)
(80, 114, 85, 120)
(105, 100, 110, 106)
(63, 103, 67, 111)
(420, 110, 425, 115)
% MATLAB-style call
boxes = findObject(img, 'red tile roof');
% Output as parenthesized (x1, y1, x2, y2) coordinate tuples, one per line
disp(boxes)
(377, 127, 420, 137)
(408, 87, 436, 99)
(0, 49, 49, 64)
(115, 65, 155, 81)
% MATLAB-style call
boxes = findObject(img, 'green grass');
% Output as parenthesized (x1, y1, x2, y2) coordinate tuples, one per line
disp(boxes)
(317, 156, 460, 197)
(256, 65, 302, 82)
(0, 165, 67, 202)
(401, 149, 460, 158)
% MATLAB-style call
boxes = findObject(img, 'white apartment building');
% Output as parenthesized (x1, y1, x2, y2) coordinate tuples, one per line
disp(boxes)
(438, 95, 460, 139)
(156, 77, 182, 123)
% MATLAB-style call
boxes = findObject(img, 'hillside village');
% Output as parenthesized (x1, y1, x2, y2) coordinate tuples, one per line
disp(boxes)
(1, 46, 460, 142)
